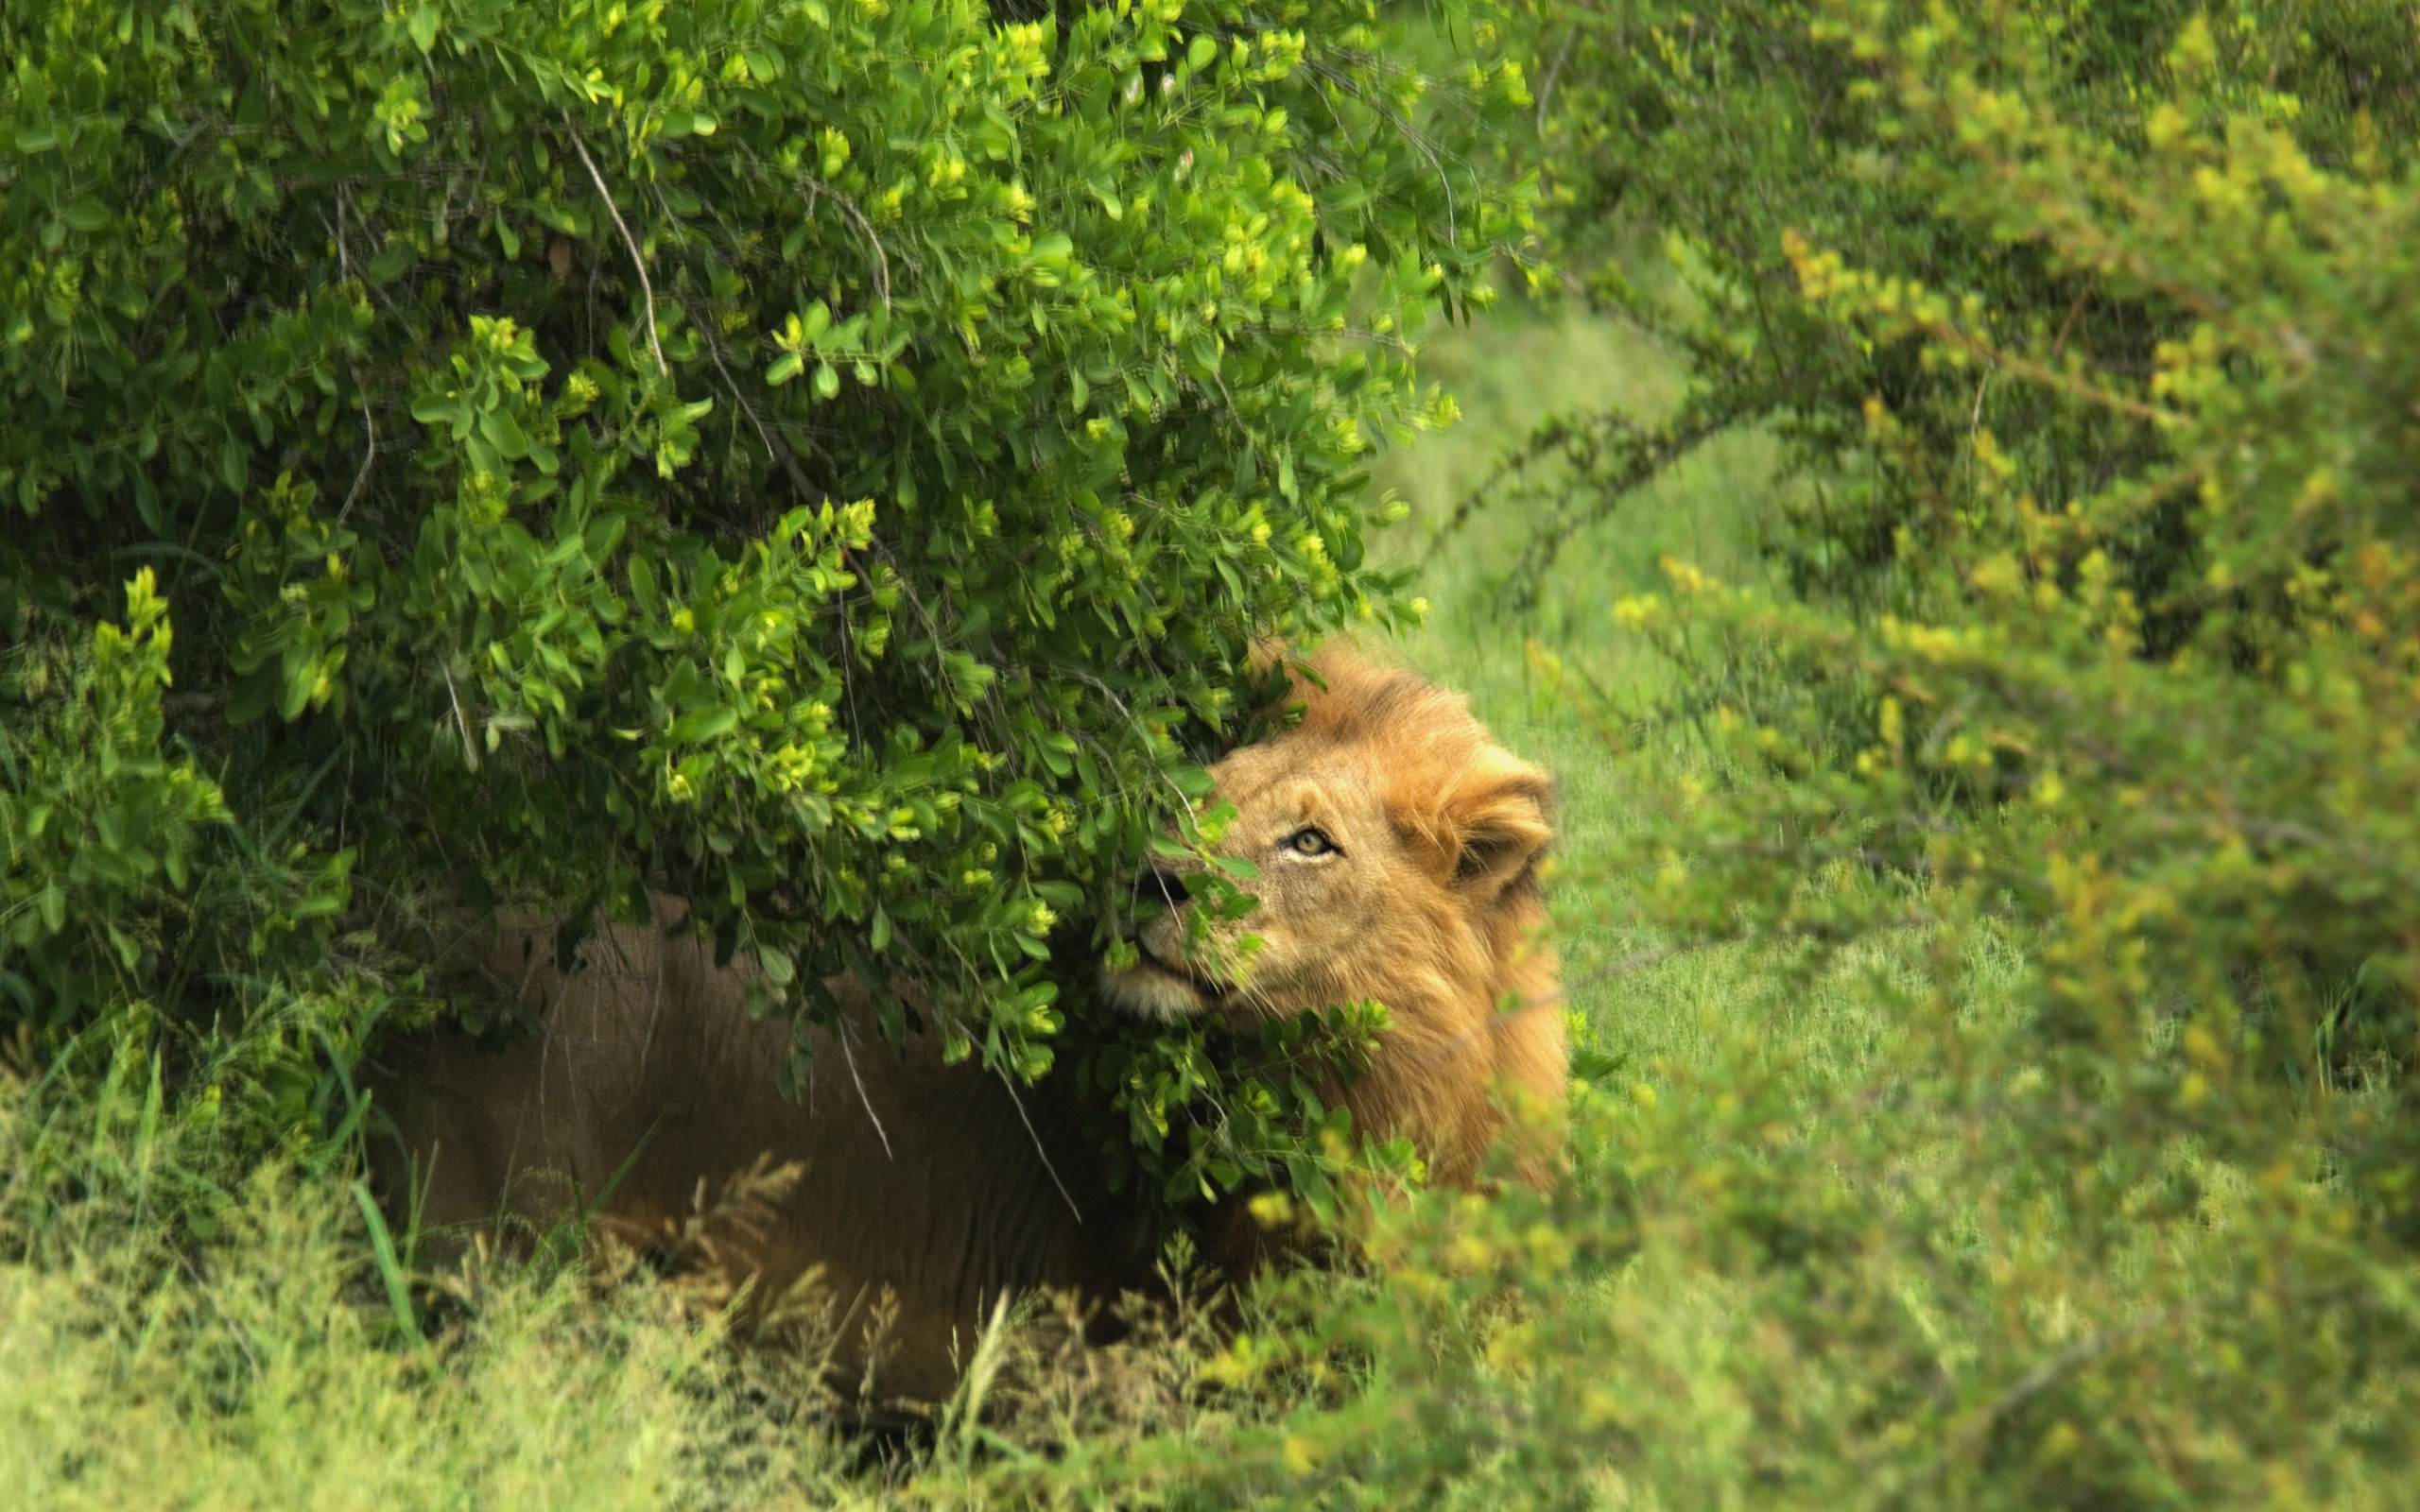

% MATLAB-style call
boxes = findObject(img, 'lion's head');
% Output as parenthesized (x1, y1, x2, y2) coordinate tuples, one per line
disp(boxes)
(1098, 648, 1564, 1187)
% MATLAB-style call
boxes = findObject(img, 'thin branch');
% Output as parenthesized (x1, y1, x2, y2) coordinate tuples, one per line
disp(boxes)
(994, 1064, 1083, 1225)
(162, 691, 228, 721)
(331, 189, 353, 282)
(337, 363, 378, 523)
(1535, 24, 1579, 138)
(838, 1020, 895, 1160)
(681, 295, 828, 507)
(800, 177, 892, 309)
(438, 658, 479, 770)
(1897, 1312, 2170, 1489)
(1424, 396, 1747, 616)
(1301, 55, 1465, 245)
(1922, 316, 2178, 427)
(2049, 276, 2097, 360)
(563, 116, 666, 374)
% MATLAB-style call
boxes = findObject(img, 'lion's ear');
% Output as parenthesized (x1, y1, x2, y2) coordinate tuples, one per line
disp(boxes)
(1430, 754, 1553, 898)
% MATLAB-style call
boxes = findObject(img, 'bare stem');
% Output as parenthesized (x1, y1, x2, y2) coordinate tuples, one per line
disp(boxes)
(564, 117, 667, 374)
(800, 176, 892, 308)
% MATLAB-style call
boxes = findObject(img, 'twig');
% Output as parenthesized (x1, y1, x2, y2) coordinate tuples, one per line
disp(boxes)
(1962, 1330, 2113, 1440)
(162, 691, 228, 721)
(838, 1020, 894, 1160)
(337, 363, 378, 522)
(2049, 277, 2096, 361)
(1921, 316, 2177, 426)
(681, 295, 827, 506)
(563, 116, 667, 374)
(1302, 56, 1463, 245)
(994, 1064, 1084, 1225)
(1963, 369, 1993, 497)
(438, 658, 479, 770)
(1536, 24, 1579, 138)
(800, 177, 891, 309)
(180, 1255, 265, 1389)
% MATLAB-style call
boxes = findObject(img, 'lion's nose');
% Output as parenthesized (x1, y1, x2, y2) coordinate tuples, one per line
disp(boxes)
(1132, 868, 1188, 909)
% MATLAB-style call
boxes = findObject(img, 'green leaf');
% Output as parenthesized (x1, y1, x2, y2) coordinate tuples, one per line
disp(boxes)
(407, 4, 438, 53)
(365, 241, 413, 284)
(1170, 765, 1217, 799)
(350, 1183, 425, 1347)
(757, 944, 796, 984)
(668, 705, 739, 745)
(476, 405, 531, 460)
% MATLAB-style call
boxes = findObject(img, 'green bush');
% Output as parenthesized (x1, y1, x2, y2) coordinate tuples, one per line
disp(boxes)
(2, 574, 387, 1173)
(1487, 0, 2420, 627)
(1111, 0, 2420, 1504)
(0, 0, 1523, 1163)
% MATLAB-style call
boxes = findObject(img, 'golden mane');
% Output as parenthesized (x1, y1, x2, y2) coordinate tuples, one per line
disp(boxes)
(1100, 647, 1564, 1187)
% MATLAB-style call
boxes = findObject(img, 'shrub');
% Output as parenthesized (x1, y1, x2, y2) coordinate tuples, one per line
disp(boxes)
(1488, 0, 2420, 626)
(0, 0, 1525, 1191)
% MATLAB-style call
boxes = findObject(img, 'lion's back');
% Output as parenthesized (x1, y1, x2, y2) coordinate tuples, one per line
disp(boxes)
(371, 902, 1151, 1405)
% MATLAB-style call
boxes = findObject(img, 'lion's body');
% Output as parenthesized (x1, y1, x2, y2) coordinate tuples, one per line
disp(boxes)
(372, 912, 1153, 1405)
(373, 650, 1561, 1401)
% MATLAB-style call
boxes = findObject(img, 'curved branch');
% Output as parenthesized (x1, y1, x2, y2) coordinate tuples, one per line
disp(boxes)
(563, 117, 667, 374)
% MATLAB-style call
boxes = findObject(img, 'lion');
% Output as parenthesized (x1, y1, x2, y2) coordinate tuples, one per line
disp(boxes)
(370, 647, 1562, 1404)
(1098, 647, 1564, 1191)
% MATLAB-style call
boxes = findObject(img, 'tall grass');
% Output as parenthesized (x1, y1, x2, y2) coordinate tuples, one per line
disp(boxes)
(0, 1027, 871, 1509)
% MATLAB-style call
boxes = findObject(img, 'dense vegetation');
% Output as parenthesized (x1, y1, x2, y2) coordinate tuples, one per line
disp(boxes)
(0, 0, 1520, 1197)
(1396, 0, 2420, 1503)
(12, 0, 2420, 1505)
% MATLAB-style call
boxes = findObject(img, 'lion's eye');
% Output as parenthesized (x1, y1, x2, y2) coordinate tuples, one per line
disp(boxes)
(1285, 827, 1338, 857)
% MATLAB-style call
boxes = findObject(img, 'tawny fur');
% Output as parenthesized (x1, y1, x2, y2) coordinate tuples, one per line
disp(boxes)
(372, 649, 1562, 1402)
(372, 909, 1151, 1406)
(1100, 647, 1565, 1188)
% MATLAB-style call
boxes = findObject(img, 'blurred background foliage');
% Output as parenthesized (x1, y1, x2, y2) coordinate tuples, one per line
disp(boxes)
(13, 0, 2420, 1505)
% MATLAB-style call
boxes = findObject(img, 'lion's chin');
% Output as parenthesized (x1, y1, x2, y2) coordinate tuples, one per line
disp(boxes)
(1097, 961, 1214, 1022)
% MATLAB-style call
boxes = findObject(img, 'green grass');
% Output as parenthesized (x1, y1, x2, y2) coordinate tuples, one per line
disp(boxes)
(1366, 294, 1851, 1095)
